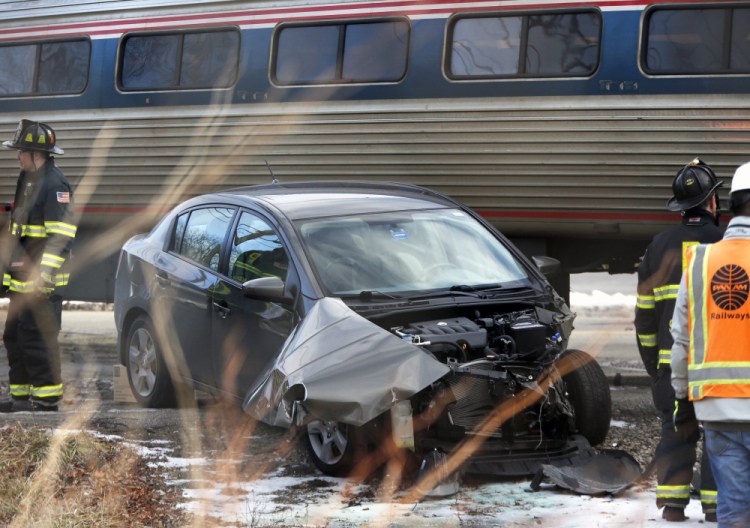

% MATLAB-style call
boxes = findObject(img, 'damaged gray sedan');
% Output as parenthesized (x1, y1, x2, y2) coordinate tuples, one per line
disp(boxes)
(114, 181, 611, 477)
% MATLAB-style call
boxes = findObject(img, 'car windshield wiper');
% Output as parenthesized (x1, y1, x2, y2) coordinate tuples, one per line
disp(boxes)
(404, 286, 485, 301)
(354, 290, 404, 301)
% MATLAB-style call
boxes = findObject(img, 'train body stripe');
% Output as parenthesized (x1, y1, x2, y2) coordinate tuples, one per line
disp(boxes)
(0, 0, 727, 41)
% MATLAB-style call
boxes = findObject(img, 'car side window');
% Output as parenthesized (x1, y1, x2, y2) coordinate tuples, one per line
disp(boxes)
(229, 211, 289, 283)
(172, 207, 235, 271)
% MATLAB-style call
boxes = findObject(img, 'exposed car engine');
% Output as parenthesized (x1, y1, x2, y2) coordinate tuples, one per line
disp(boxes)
(390, 309, 579, 448)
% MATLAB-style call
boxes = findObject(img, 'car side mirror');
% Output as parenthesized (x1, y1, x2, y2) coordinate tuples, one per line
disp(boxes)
(242, 276, 294, 305)
(532, 256, 561, 279)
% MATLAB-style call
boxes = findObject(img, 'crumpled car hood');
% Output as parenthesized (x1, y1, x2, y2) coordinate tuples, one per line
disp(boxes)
(243, 297, 450, 427)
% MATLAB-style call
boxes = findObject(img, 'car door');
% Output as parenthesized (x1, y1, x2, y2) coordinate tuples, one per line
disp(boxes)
(153, 205, 236, 388)
(210, 209, 296, 398)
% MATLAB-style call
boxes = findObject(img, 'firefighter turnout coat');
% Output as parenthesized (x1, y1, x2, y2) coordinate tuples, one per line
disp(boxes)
(3, 159, 76, 293)
(636, 209, 724, 376)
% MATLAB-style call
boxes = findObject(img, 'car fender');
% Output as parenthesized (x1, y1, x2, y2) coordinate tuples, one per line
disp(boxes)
(243, 297, 450, 427)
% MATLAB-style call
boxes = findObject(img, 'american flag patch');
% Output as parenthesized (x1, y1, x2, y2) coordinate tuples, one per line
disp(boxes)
(56, 192, 70, 203)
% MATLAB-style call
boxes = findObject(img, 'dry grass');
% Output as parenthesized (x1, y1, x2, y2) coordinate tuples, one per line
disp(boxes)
(0, 424, 186, 527)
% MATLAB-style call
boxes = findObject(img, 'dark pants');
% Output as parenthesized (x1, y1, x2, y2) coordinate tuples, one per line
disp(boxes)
(653, 368, 717, 513)
(3, 292, 63, 404)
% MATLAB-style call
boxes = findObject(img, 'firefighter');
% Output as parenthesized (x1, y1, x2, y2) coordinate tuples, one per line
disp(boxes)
(635, 158, 721, 522)
(0, 119, 77, 412)
(671, 160, 750, 527)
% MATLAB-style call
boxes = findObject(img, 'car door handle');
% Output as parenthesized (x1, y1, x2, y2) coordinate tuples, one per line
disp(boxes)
(213, 300, 231, 319)
(155, 270, 170, 286)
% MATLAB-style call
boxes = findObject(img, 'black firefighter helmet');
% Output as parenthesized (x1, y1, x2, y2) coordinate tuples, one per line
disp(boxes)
(666, 158, 722, 212)
(2, 119, 64, 155)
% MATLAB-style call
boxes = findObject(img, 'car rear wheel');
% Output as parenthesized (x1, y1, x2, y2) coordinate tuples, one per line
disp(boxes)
(305, 420, 362, 476)
(560, 349, 611, 446)
(126, 315, 177, 408)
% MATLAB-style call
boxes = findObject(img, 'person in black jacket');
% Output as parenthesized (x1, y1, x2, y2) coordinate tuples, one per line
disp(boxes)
(0, 120, 77, 412)
(635, 158, 723, 522)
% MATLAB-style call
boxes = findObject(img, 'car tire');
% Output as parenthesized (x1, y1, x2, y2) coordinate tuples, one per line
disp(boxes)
(560, 348, 611, 446)
(125, 315, 178, 408)
(304, 420, 363, 476)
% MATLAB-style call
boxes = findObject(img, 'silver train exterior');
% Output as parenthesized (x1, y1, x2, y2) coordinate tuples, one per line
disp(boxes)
(1, 0, 749, 300)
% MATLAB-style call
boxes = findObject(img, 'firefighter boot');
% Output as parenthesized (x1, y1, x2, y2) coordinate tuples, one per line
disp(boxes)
(662, 507, 687, 522)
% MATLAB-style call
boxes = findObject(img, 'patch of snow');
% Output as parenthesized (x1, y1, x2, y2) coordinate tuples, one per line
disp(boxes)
(570, 290, 635, 308)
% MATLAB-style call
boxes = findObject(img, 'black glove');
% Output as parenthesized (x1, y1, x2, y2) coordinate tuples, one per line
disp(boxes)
(673, 398, 699, 442)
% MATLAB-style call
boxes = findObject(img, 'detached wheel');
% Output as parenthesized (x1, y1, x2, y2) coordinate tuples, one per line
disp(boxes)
(305, 420, 362, 476)
(126, 315, 177, 408)
(560, 349, 611, 446)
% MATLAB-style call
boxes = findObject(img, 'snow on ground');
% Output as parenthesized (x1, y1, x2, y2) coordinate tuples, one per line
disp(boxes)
(570, 290, 636, 309)
(170, 464, 709, 528)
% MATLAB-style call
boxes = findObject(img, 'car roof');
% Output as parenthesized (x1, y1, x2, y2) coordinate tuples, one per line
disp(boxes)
(210, 181, 459, 221)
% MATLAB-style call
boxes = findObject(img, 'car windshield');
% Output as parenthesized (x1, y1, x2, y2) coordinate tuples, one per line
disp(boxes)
(298, 208, 530, 295)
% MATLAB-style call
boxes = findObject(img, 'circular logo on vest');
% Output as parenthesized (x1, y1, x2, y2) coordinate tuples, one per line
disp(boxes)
(711, 264, 750, 311)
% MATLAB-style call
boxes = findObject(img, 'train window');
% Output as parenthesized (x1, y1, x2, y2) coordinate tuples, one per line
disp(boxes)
(0, 39, 89, 96)
(643, 7, 750, 74)
(273, 19, 409, 84)
(342, 22, 409, 81)
(120, 28, 239, 91)
(447, 11, 601, 79)
(275, 26, 339, 84)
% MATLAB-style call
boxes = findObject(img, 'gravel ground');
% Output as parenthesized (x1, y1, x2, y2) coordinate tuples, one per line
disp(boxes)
(605, 385, 660, 471)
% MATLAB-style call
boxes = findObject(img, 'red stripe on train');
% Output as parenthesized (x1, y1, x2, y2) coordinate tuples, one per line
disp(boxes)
(0, 0, 725, 40)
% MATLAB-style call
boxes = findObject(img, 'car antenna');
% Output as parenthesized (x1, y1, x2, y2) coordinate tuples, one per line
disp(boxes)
(265, 160, 279, 184)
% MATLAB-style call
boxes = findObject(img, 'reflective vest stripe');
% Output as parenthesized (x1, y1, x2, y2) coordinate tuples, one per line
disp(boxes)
(654, 284, 680, 302)
(9, 384, 30, 397)
(701, 489, 718, 505)
(688, 363, 750, 381)
(637, 333, 657, 347)
(687, 245, 710, 367)
(30, 385, 63, 398)
(2, 272, 70, 292)
(656, 484, 691, 499)
(12, 222, 46, 237)
(636, 294, 655, 309)
(11, 222, 77, 238)
(44, 221, 77, 237)
(41, 252, 65, 269)
(658, 349, 672, 365)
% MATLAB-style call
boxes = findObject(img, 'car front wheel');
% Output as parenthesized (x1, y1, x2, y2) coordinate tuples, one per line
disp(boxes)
(305, 420, 362, 476)
(560, 348, 611, 446)
(126, 314, 177, 408)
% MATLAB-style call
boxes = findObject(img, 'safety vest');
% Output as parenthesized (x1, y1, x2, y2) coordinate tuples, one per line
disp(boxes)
(685, 240, 750, 400)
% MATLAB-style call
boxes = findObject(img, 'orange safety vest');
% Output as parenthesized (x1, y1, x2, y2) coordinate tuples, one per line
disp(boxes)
(685, 240, 750, 401)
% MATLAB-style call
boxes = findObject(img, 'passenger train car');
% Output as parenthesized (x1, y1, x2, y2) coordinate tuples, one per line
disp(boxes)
(1, 0, 749, 300)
